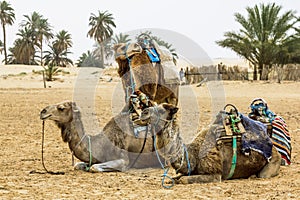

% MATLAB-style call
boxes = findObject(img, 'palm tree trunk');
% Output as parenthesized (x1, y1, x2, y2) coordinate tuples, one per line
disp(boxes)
(40, 41, 43, 66)
(258, 63, 263, 80)
(2, 24, 7, 64)
(253, 64, 257, 80)
(100, 44, 104, 68)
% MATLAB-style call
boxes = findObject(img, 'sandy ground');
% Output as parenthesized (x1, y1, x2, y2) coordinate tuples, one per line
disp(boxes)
(0, 65, 299, 199)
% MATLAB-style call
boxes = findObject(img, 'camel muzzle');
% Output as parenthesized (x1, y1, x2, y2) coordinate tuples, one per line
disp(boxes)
(40, 108, 52, 120)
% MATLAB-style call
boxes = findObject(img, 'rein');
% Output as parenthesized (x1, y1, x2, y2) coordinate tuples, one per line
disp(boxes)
(128, 125, 149, 169)
(150, 106, 191, 189)
(30, 121, 65, 175)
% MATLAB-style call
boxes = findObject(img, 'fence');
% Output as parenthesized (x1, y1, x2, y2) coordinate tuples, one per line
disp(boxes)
(184, 64, 300, 84)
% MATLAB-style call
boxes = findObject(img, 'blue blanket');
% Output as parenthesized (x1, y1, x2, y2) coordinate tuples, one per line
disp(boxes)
(240, 114, 273, 161)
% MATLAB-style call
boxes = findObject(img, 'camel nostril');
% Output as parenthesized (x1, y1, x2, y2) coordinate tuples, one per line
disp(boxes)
(41, 109, 47, 114)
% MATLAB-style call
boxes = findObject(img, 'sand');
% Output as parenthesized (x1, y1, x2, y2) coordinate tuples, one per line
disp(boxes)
(0, 65, 299, 199)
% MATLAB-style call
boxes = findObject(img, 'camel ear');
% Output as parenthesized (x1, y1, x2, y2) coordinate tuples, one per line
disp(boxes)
(71, 102, 79, 112)
(162, 103, 179, 114)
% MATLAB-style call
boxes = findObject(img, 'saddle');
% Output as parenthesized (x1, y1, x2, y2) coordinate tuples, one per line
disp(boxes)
(248, 98, 291, 165)
(217, 104, 245, 143)
(128, 90, 154, 138)
(216, 104, 273, 161)
(248, 98, 274, 136)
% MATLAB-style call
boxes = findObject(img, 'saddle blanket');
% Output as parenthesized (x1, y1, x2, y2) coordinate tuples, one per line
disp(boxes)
(240, 114, 273, 161)
(271, 116, 291, 165)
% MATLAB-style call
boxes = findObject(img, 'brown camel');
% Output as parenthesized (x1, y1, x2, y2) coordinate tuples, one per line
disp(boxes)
(40, 101, 161, 172)
(140, 103, 281, 184)
(114, 42, 179, 105)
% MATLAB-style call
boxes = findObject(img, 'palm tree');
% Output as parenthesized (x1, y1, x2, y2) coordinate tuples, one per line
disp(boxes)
(76, 50, 101, 67)
(53, 30, 72, 53)
(112, 33, 131, 44)
(216, 3, 297, 80)
(0, 1, 15, 64)
(21, 11, 53, 65)
(43, 44, 73, 67)
(87, 10, 116, 68)
(8, 27, 36, 65)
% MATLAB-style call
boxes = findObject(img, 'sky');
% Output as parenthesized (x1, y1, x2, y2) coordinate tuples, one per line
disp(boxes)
(3, 0, 300, 63)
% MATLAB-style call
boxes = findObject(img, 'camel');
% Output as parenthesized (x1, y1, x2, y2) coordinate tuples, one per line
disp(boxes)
(140, 103, 281, 184)
(40, 101, 161, 172)
(114, 42, 179, 105)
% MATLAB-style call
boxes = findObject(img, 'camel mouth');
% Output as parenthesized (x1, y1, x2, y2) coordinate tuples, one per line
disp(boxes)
(40, 114, 52, 120)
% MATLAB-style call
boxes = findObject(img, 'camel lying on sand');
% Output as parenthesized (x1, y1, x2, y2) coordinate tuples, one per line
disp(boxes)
(114, 42, 179, 105)
(40, 101, 161, 172)
(140, 103, 281, 184)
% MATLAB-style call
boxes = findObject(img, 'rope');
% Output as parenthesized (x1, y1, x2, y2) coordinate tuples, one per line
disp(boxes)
(227, 136, 237, 179)
(182, 144, 192, 176)
(30, 121, 65, 175)
(153, 134, 175, 189)
(128, 126, 149, 169)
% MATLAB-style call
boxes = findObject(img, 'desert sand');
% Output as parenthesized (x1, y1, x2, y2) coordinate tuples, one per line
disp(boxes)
(0, 65, 299, 199)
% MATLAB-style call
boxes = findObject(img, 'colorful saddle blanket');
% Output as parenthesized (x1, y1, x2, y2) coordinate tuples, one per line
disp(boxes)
(248, 98, 291, 165)
(271, 116, 291, 165)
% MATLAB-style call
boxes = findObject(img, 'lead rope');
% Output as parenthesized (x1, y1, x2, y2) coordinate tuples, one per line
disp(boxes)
(30, 121, 65, 175)
(153, 133, 175, 189)
(151, 108, 175, 189)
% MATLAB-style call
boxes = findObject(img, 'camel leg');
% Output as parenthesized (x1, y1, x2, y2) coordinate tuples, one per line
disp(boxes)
(258, 146, 281, 178)
(176, 174, 222, 184)
(89, 159, 128, 172)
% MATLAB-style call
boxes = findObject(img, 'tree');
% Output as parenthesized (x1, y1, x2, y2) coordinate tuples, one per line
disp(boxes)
(87, 10, 116, 68)
(43, 44, 73, 67)
(0, 1, 15, 64)
(216, 3, 298, 80)
(53, 30, 72, 53)
(76, 50, 101, 67)
(112, 33, 131, 44)
(21, 11, 53, 65)
(7, 27, 36, 65)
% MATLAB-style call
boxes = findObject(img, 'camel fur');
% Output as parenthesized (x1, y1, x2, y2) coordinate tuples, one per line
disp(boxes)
(40, 101, 161, 172)
(114, 43, 179, 105)
(140, 103, 281, 184)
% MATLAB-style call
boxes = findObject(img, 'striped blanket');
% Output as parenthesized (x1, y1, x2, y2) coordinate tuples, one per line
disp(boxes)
(271, 116, 291, 165)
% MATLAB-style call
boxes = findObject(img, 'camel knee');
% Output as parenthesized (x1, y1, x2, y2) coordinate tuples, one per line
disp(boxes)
(258, 147, 281, 178)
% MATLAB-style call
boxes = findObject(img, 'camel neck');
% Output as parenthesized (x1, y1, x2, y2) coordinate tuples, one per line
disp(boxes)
(59, 115, 94, 164)
(156, 121, 192, 174)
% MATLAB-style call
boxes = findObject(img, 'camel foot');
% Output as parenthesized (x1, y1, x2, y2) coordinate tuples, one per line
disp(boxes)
(176, 174, 222, 184)
(74, 162, 89, 171)
(89, 159, 128, 172)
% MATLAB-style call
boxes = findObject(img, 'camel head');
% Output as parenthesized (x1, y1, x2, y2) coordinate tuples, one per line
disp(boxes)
(40, 101, 80, 124)
(114, 42, 158, 101)
(114, 43, 142, 61)
(140, 103, 178, 130)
